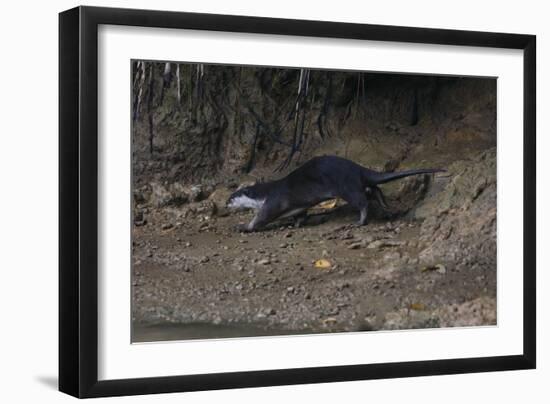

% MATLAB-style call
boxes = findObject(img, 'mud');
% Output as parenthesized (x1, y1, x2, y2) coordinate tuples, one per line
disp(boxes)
(132, 159, 496, 341)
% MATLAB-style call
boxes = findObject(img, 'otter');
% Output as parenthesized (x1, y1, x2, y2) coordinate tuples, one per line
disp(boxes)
(226, 155, 444, 232)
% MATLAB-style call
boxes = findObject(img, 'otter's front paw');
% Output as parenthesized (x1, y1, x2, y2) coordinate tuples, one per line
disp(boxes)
(235, 223, 252, 233)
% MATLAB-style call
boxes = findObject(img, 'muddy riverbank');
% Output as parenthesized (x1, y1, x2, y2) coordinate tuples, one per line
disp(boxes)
(132, 154, 496, 341)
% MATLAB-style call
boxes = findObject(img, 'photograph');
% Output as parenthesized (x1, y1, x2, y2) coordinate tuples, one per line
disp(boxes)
(1, 0, 544, 401)
(130, 61, 497, 343)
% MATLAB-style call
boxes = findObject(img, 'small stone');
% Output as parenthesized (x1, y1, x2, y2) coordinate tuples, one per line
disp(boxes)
(258, 258, 271, 265)
(322, 317, 338, 326)
(340, 232, 354, 240)
(348, 242, 363, 250)
(367, 240, 385, 249)
(383, 251, 401, 261)
(367, 240, 404, 249)
(287, 286, 295, 293)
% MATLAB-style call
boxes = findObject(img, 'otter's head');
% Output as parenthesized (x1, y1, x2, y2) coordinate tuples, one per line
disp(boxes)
(226, 185, 265, 211)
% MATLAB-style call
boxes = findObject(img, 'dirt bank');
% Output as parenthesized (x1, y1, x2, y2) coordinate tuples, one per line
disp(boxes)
(131, 66, 497, 341)
(132, 150, 496, 341)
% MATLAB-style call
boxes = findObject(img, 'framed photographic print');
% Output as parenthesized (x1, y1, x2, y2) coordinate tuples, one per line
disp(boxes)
(59, 6, 536, 398)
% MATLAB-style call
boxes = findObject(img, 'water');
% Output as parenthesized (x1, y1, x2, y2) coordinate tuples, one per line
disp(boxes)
(132, 322, 315, 343)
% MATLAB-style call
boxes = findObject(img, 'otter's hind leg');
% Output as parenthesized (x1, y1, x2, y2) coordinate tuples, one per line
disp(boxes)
(371, 186, 389, 209)
(341, 191, 369, 225)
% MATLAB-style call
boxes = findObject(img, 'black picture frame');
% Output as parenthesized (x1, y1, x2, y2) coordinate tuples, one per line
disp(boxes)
(59, 5, 536, 398)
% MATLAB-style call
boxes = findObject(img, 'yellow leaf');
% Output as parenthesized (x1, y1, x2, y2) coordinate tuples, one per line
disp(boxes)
(318, 199, 338, 209)
(410, 303, 426, 311)
(314, 259, 332, 269)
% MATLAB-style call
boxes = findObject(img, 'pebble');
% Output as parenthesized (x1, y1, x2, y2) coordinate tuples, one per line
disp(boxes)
(367, 240, 404, 249)
(348, 242, 363, 250)
(257, 258, 271, 265)
(340, 232, 354, 240)
(383, 251, 401, 261)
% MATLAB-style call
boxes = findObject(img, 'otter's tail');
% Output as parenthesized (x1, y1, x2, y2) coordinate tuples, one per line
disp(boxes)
(372, 168, 445, 185)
